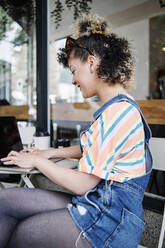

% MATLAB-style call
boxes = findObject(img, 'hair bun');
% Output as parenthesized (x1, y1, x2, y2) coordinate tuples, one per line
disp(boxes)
(72, 14, 111, 39)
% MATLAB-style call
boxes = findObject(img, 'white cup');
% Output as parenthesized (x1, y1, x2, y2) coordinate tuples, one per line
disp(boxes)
(33, 135, 50, 150)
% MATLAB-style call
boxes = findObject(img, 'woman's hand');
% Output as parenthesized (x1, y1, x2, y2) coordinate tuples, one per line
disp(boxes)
(20, 147, 52, 159)
(1, 151, 47, 169)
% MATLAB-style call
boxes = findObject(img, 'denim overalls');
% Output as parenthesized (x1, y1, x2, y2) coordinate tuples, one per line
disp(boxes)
(68, 95, 153, 248)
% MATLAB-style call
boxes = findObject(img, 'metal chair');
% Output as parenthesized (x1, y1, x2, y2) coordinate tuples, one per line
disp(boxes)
(139, 137, 165, 248)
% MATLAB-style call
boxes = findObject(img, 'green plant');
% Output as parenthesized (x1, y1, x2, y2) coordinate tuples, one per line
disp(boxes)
(0, 0, 92, 44)
(11, 29, 29, 47)
(51, 0, 92, 29)
(0, 2, 35, 46)
(0, 6, 13, 41)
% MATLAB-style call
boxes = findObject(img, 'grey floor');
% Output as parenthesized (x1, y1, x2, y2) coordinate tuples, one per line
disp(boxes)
(140, 209, 165, 248)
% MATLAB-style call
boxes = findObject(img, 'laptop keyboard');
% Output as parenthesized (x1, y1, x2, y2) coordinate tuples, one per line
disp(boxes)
(0, 160, 4, 166)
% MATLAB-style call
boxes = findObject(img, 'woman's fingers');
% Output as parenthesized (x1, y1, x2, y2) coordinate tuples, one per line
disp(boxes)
(1, 153, 33, 168)
(2, 153, 17, 160)
(7, 150, 19, 157)
(1, 151, 21, 166)
(1, 154, 18, 165)
(1, 150, 43, 169)
(20, 147, 37, 153)
(1, 151, 18, 161)
(2, 160, 16, 165)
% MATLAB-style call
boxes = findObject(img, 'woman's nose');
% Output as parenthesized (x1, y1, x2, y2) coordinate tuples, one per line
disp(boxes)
(72, 80, 76, 85)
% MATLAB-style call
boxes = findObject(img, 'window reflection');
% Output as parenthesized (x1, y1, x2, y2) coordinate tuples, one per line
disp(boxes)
(0, 3, 36, 109)
(49, 38, 84, 103)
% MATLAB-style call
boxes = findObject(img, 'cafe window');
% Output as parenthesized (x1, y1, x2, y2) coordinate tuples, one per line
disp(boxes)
(49, 37, 84, 104)
(0, 60, 11, 101)
(0, 1, 36, 121)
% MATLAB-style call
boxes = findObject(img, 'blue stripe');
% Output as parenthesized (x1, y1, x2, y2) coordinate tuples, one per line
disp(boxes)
(115, 158, 145, 166)
(88, 138, 92, 148)
(101, 156, 114, 172)
(119, 140, 144, 158)
(88, 128, 93, 135)
(102, 120, 142, 169)
(107, 155, 114, 165)
(115, 122, 143, 153)
(100, 114, 104, 144)
(111, 168, 124, 174)
(86, 152, 94, 173)
(105, 172, 109, 180)
(102, 104, 134, 142)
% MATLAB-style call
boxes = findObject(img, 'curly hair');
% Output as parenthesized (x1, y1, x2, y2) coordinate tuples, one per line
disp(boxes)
(57, 15, 134, 88)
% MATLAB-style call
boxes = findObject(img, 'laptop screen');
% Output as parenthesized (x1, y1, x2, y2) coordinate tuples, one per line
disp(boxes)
(0, 116, 23, 159)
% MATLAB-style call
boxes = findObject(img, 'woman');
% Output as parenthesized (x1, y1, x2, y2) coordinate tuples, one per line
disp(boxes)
(0, 15, 152, 248)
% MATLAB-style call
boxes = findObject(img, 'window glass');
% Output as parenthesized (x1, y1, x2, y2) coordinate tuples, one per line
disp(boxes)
(0, 2, 36, 124)
(49, 38, 84, 104)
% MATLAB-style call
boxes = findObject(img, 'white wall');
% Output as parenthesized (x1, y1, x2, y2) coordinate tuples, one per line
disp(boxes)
(49, 0, 148, 41)
(115, 19, 149, 100)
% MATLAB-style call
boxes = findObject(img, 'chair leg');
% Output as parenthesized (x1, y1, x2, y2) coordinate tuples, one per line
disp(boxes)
(158, 204, 165, 248)
(21, 174, 35, 188)
(149, 170, 160, 194)
(0, 182, 4, 188)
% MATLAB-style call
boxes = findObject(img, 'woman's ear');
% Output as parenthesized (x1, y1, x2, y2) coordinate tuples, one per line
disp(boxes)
(88, 56, 97, 73)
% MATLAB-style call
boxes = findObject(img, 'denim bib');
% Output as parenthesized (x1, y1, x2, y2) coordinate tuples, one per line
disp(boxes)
(68, 95, 153, 248)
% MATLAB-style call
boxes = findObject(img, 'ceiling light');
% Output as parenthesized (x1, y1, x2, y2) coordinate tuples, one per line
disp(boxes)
(162, 46, 165, 52)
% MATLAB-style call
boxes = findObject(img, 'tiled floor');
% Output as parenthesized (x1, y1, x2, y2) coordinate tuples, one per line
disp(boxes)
(140, 209, 164, 248)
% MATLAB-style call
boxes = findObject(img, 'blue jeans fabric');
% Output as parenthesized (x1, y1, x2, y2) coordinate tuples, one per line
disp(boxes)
(68, 95, 153, 248)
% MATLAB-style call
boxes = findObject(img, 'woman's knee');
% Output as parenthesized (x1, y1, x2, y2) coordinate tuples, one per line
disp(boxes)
(7, 217, 39, 248)
(0, 188, 29, 216)
(7, 210, 93, 248)
(0, 188, 18, 212)
(8, 209, 75, 248)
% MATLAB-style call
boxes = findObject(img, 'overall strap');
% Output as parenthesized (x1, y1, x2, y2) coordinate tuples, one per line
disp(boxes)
(116, 95, 152, 144)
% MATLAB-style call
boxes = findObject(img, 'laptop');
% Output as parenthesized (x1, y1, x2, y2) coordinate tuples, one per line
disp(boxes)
(0, 116, 23, 167)
(0, 117, 65, 171)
